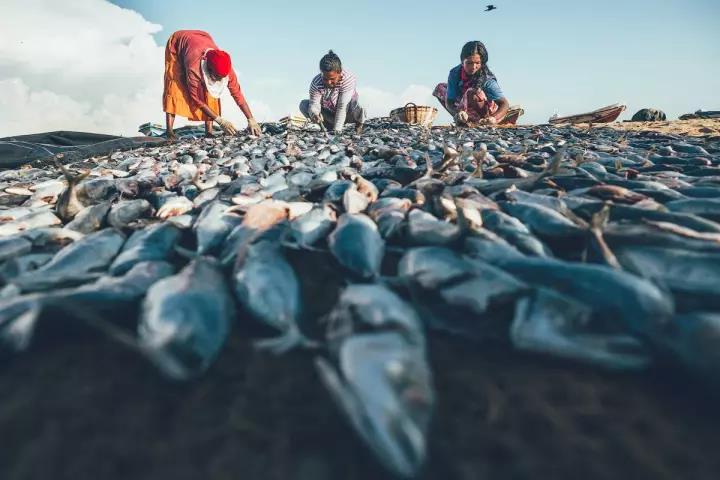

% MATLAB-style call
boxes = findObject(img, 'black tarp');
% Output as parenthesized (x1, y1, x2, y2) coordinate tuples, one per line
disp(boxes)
(0, 131, 167, 169)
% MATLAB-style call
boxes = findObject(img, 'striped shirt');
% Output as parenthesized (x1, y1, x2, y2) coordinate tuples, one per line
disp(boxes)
(308, 70, 358, 131)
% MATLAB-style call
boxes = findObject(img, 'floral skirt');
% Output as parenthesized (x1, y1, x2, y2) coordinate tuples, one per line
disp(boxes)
(433, 83, 498, 123)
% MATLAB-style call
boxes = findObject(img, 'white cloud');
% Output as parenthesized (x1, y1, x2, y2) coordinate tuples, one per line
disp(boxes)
(0, 0, 166, 137)
(0, 1, 451, 136)
(359, 84, 452, 124)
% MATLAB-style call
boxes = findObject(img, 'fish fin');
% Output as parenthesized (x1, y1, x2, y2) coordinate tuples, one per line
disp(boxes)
(46, 300, 145, 354)
(299, 243, 329, 253)
(424, 153, 434, 178)
(253, 327, 320, 354)
(281, 239, 327, 253)
(59, 302, 196, 380)
(315, 356, 368, 433)
(588, 203, 621, 269)
(174, 245, 198, 260)
(53, 157, 89, 185)
(549, 150, 564, 175)
(451, 197, 471, 241)
(378, 275, 409, 291)
(384, 245, 406, 255)
(0, 300, 43, 353)
(590, 203, 611, 232)
(531, 148, 563, 188)
(281, 239, 302, 250)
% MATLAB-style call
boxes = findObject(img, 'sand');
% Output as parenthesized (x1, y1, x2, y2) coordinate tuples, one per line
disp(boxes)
(571, 119, 720, 138)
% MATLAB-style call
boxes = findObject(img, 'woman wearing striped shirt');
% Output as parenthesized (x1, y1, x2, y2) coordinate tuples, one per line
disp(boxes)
(299, 51, 365, 134)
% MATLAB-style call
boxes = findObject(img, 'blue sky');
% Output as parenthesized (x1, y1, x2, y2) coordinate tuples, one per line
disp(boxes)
(1, 1, 718, 136)
(112, 0, 720, 124)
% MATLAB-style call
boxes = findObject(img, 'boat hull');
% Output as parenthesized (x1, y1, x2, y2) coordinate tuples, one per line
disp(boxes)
(549, 104, 627, 125)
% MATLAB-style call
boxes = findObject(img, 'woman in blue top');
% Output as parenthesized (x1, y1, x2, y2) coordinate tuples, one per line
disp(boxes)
(433, 41, 510, 126)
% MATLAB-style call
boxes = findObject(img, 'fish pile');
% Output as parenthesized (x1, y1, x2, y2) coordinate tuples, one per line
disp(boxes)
(1, 119, 720, 478)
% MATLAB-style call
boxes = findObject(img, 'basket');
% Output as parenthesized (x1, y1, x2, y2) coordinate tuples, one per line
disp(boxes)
(390, 103, 438, 127)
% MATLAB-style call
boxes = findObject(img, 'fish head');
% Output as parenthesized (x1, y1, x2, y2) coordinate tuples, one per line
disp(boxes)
(316, 332, 433, 478)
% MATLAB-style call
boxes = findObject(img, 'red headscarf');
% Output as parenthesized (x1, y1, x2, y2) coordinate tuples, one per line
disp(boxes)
(205, 50, 232, 77)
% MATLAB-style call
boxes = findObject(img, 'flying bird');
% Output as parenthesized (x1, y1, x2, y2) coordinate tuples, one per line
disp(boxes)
(485, 5, 497, 11)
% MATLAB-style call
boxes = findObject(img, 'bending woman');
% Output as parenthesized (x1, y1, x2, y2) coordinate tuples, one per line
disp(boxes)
(163, 30, 262, 140)
(433, 41, 510, 126)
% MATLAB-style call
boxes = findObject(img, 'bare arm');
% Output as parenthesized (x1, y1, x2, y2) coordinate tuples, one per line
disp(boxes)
(227, 71, 254, 120)
(492, 97, 510, 123)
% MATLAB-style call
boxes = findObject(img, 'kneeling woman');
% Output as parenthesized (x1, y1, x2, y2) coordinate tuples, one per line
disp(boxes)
(299, 51, 365, 134)
(433, 41, 510, 126)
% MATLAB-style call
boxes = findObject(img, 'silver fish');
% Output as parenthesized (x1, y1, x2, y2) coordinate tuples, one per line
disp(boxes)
(138, 258, 234, 380)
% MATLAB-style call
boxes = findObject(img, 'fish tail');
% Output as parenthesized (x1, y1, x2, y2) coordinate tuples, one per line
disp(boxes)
(54, 157, 89, 186)
(0, 301, 43, 353)
(588, 203, 621, 269)
(253, 326, 319, 354)
(174, 245, 198, 260)
(453, 197, 470, 237)
(424, 153, 434, 178)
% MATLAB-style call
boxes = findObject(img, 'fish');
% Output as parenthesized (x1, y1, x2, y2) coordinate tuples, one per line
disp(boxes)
(0, 210, 62, 237)
(138, 258, 234, 380)
(328, 214, 385, 280)
(492, 256, 674, 336)
(10, 228, 126, 293)
(54, 159, 90, 222)
(480, 209, 553, 257)
(316, 294, 434, 479)
(614, 246, 720, 312)
(285, 204, 337, 249)
(396, 247, 528, 339)
(0, 236, 32, 263)
(316, 333, 434, 478)
(65, 202, 112, 233)
(0, 261, 174, 354)
(107, 199, 153, 229)
(653, 312, 720, 384)
(192, 201, 242, 255)
(232, 225, 312, 352)
(156, 195, 194, 219)
(110, 223, 181, 276)
(511, 287, 652, 369)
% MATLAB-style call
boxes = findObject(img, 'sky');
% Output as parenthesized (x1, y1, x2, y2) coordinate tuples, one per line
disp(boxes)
(1, 0, 719, 137)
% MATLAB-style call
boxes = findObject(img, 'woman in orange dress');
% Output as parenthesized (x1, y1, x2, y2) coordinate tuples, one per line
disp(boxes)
(163, 30, 262, 140)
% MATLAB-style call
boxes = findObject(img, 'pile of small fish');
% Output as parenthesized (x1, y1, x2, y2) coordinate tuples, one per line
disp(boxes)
(1, 118, 720, 478)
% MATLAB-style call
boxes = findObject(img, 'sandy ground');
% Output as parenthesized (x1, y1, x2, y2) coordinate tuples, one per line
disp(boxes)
(567, 119, 720, 138)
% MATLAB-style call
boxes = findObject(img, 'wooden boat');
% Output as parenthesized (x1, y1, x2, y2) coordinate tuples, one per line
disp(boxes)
(500, 106, 524, 125)
(679, 110, 720, 120)
(548, 103, 626, 125)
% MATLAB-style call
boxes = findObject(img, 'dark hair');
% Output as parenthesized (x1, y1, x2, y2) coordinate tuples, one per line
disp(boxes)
(320, 50, 342, 73)
(459, 40, 495, 85)
(461, 41, 489, 63)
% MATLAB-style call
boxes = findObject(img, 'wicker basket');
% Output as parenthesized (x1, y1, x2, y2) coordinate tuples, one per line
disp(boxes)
(390, 103, 438, 127)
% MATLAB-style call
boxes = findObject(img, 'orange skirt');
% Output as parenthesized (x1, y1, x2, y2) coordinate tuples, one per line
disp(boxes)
(162, 34, 220, 121)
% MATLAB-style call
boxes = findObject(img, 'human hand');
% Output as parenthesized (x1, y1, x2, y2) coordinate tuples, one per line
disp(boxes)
(215, 116, 238, 135)
(455, 111, 469, 124)
(247, 117, 262, 136)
